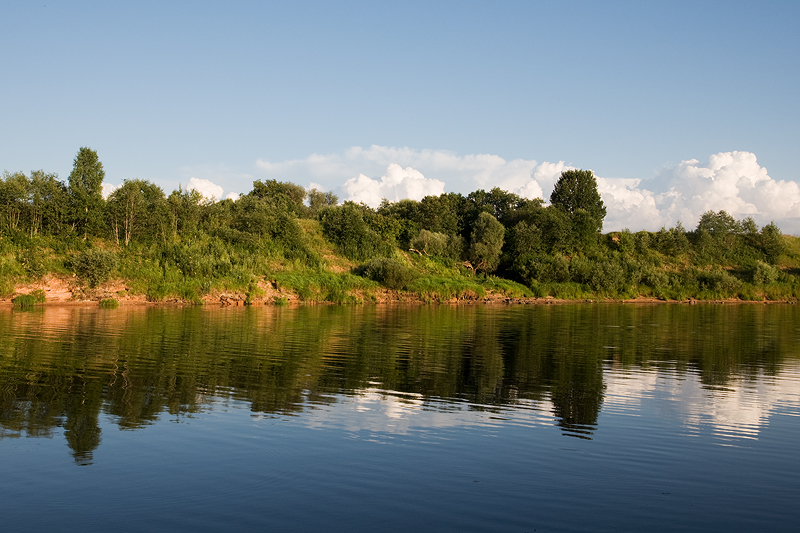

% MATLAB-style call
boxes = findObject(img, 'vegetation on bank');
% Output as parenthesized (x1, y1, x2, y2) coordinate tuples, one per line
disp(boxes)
(2, 147, 800, 305)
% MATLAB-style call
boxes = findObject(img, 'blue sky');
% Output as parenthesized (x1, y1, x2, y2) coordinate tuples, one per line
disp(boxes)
(2, 1, 799, 231)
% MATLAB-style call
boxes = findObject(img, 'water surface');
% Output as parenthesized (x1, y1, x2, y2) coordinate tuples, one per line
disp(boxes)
(1, 303, 799, 531)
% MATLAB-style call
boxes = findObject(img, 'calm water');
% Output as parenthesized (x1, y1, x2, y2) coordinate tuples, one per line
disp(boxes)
(1, 303, 799, 532)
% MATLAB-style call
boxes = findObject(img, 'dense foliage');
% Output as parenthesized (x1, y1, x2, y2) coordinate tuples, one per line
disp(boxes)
(1, 149, 799, 303)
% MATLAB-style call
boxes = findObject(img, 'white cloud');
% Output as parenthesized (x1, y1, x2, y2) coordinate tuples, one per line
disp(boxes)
(598, 151, 800, 233)
(225, 192, 240, 201)
(101, 182, 117, 200)
(256, 145, 546, 199)
(187, 177, 224, 202)
(343, 163, 445, 208)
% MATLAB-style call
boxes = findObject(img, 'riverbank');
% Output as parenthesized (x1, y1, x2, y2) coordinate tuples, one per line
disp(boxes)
(3, 275, 796, 307)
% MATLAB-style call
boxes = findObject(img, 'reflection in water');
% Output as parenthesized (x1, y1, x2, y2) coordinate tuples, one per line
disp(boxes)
(1, 303, 799, 463)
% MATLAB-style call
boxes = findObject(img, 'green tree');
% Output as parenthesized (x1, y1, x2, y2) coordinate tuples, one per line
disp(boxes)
(107, 179, 168, 245)
(0, 171, 28, 232)
(307, 188, 338, 218)
(469, 212, 505, 273)
(760, 222, 786, 264)
(68, 147, 106, 238)
(550, 169, 606, 228)
(250, 179, 307, 215)
(167, 186, 205, 239)
(29, 170, 70, 236)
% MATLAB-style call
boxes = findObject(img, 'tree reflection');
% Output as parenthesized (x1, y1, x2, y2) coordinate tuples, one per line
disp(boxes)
(1, 303, 798, 458)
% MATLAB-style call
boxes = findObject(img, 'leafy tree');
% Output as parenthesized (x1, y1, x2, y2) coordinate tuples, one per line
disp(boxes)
(107, 179, 168, 245)
(320, 202, 393, 261)
(469, 212, 505, 273)
(695, 210, 741, 236)
(167, 187, 205, 239)
(29, 170, 69, 236)
(307, 188, 338, 218)
(463, 187, 526, 234)
(250, 179, 307, 215)
(0, 171, 28, 232)
(550, 169, 606, 228)
(68, 147, 106, 238)
(760, 222, 785, 264)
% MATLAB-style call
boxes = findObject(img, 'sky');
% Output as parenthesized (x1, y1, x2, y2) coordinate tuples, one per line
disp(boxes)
(2, 1, 799, 232)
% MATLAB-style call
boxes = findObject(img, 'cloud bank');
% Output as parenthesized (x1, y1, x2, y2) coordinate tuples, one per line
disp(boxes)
(257, 147, 800, 234)
(598, 151, 800, 233)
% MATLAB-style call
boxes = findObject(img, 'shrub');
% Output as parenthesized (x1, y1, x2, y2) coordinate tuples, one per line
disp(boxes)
(0, 280, 15, 299)
(640, 266, 669, 290)
(362, 257, 415, 290)
(698, 268, 741, 294)
(515, 253, 570, 284)
(30, 289, 46, 303)
(99, 298, 119, 309)
(12, 294, 38, 308)
(589, 260, 626, 294)
(569, 255, 594, 284)
(749, 261, 780, 286)
(72, 248, 117, 287)
(19, 248, 48, 279)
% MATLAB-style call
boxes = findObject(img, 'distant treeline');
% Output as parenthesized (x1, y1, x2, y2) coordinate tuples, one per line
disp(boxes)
(1, 147, 796, 302)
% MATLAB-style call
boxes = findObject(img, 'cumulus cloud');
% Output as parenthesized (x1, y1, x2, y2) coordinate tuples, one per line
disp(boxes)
(101, 182, 117, 200)
(343, 163, 445, 208)
(187, 177, 224, 201)
(256, 145, 546, 199)
(597, 151, 800, 233)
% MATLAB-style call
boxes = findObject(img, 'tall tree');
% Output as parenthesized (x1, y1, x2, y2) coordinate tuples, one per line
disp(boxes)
(68, 147, 105, 238)
(469, 212, 505, 273)
(550, 169, 606, 228)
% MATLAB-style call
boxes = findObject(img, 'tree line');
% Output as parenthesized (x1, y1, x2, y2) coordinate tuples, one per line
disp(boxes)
(0, 147, 794, 301)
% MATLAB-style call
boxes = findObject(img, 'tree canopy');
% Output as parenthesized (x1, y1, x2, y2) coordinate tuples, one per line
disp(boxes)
(550, 169, 606, 228)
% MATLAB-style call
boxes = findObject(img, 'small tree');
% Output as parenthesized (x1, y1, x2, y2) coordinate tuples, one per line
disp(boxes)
(760, 222, 785, 264)
(469, 212, 505, 273)
(72, 248, 117, 288)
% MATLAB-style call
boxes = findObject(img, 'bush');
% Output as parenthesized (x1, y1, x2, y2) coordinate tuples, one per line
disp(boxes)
(99, 298, 119, 309)
(30, 289, 46, 303)
(515, 253, 570, 284)
(749, 261, 780, 286)
(640, 266, 669, 290)
(362, 257, 415, 290)
(698, 268, 741, 294)
(589, 260, 626, 294)
(569, 255, 594, 284)
(72, 248, 117, 287)
(12, 294, 38, 308)
(0, 280, 15, 299)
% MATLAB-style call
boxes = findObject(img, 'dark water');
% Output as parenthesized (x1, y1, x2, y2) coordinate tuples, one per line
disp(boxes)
(1, 303, 799, 532)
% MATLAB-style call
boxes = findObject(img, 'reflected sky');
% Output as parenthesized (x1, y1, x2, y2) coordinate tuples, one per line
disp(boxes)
(2, 304, 800, 532)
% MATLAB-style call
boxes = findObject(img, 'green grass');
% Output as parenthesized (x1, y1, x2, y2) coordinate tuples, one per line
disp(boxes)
(12, 294, 38, 308)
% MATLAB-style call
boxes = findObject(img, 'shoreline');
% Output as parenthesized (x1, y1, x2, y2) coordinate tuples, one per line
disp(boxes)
(2, 285, 794, 308)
